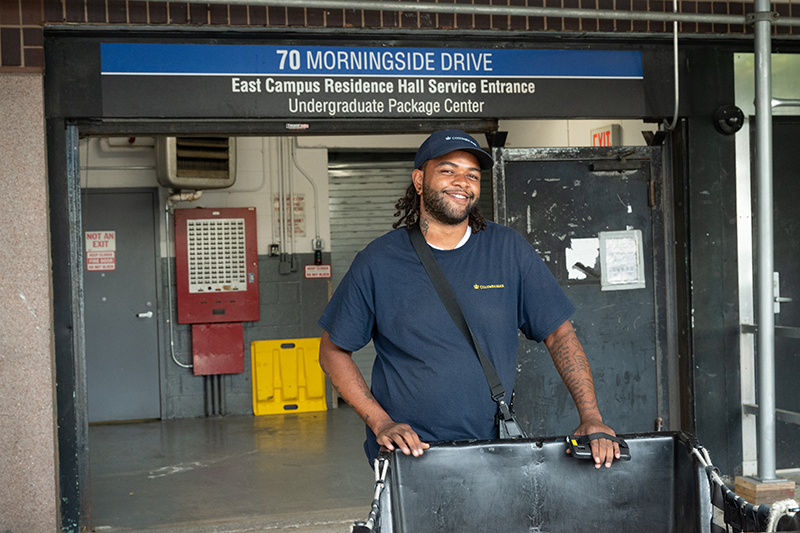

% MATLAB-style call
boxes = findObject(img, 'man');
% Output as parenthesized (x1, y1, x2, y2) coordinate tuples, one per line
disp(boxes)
(318, 130, 620, 468)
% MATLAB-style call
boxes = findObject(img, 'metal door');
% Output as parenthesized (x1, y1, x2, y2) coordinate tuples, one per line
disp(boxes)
(771, 119, 800, 469)
(328, 153, 415, 390)
(494, 146, 671, 437)
(84, 189, 161, 422)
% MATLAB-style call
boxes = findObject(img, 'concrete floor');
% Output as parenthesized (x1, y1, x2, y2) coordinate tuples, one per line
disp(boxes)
(88, 406, 374, 532)
(89, 406, 800, 533)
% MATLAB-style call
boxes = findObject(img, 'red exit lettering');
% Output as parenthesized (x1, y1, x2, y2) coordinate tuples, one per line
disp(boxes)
(593, 131, 612, 147)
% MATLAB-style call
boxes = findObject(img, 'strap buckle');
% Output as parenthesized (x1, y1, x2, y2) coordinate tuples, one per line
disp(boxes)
(496, 399, 512, 420)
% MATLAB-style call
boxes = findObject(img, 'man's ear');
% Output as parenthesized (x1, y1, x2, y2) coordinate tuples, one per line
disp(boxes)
(411, 168, 424, 194)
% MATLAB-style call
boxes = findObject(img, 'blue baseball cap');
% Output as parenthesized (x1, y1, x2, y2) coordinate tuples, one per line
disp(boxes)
(414, 130, 493, 170)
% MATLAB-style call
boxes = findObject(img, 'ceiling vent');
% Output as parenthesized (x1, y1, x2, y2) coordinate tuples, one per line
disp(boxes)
(156, 137, 237, 190)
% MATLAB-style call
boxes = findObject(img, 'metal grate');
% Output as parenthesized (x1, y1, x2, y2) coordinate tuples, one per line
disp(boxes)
(328, 157, 415, 290)
(186, 218, 247, 293)
(328, 154, 415, 388)
(175, 137, 232, 180)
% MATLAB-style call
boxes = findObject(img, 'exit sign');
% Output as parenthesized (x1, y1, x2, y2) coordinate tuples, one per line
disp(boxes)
(86, 231, 116, 271)
(591, 124, 621, 147)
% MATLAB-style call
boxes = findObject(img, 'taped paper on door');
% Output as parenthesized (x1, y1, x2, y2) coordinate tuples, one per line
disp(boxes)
(599, 229, 645, 291)
(566, 238, 600, 281)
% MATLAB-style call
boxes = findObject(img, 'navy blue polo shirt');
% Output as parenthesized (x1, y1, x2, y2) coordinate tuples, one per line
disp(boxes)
(318, 222, 574, 463)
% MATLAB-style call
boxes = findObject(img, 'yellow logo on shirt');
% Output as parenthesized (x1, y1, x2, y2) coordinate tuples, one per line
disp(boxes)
(474, 284, 505, 290)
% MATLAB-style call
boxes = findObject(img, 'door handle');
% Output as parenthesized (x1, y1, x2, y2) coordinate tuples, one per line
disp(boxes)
(774, 272, 792, 313)
(136, 311, 153, 318)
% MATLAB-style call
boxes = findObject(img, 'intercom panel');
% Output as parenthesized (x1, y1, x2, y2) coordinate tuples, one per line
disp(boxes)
(173, 207, 259, 324)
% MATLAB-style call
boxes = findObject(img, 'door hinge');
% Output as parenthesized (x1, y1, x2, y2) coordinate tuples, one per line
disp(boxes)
(648, 179, 656, 208)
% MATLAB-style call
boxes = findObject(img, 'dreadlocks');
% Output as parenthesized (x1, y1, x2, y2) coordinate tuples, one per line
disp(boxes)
(392, 163, 487, 233)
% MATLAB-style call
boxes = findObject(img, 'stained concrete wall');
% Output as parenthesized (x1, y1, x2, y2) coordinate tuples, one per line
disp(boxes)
(78, 137, 330, 256)
(0, 74, 59, 531)
(161, 252, 331, 418)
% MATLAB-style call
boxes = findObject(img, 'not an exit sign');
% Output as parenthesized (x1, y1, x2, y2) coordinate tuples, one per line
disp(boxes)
(86, 231, 116, 271)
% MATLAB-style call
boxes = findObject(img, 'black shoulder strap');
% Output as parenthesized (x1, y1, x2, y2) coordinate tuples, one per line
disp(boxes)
(406, 223, 506, 404)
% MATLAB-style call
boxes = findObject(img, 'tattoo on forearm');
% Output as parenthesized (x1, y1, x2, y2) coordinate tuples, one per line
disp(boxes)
(548, 328, 598, 413)
(321, 356, 376, 421)
(361, 385, 375, 402)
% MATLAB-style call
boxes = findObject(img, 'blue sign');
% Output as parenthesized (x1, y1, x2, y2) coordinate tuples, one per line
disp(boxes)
(99, 42, 648, 119)
(101, 43, 642, 79)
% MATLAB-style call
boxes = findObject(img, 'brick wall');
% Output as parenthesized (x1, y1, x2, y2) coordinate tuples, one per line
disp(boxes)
(0, 0, 45, 70)
(1, 0, 798, 71)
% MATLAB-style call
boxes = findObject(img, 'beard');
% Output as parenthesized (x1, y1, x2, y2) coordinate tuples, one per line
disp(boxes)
(421, 178, 479, 226)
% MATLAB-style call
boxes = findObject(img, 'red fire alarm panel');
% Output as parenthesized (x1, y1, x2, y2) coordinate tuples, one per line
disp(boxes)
(173, 207, 259, 324)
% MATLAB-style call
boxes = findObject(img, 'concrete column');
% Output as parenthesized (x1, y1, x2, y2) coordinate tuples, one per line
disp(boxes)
(0, 73, 59, 531)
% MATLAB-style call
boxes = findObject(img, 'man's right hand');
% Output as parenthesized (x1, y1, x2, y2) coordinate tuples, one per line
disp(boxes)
(375, 420, 430, 457)
(320, 332, 429, 458)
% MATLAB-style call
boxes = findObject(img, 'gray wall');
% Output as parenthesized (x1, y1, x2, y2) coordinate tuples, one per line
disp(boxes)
(161, 252, 331, 418)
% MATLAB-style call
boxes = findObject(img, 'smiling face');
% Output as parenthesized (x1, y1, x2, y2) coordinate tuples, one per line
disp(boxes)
(412, 150, 481, 227)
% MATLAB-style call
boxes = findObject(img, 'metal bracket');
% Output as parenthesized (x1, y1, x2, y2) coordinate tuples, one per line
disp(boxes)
(590, 160, 642, 172)
(743, 403, 800, 425)
(590, 149, 640, 171)
(745, 11, 779, 25)
(740, 323, 800, 339)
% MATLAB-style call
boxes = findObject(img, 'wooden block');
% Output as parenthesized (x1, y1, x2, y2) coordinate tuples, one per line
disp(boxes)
(735, 475, 796, 505)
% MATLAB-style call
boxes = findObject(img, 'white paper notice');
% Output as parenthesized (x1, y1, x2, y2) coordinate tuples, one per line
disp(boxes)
(604, 237, 638, 284)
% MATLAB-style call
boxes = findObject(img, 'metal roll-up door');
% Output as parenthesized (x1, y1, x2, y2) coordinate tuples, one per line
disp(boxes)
(328, 153, 415, 388)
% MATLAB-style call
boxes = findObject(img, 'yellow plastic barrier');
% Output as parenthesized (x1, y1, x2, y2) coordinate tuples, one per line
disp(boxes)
(251, 338, 327, 415)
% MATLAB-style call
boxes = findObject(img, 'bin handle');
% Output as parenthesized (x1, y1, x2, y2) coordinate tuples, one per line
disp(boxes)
(353, 455, 390, 532)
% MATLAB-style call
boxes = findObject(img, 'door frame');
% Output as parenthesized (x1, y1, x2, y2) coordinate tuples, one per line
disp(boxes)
(44, 24, 686, 532)
(492, 144, 680, 430)
(739, 117, 800, 470)
(734, 52, 800, 475)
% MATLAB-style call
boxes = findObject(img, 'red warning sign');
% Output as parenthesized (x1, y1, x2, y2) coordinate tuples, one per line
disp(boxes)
(304, 265, 331, 279)
(86, 231, 116, 271)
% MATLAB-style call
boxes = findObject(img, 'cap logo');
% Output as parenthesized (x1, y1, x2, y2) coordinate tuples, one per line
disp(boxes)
(415, 129, 492, 170)
(445, 136, 478, 147)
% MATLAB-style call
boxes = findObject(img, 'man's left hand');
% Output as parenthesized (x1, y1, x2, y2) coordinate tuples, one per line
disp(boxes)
(571, 418, 619, 469)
